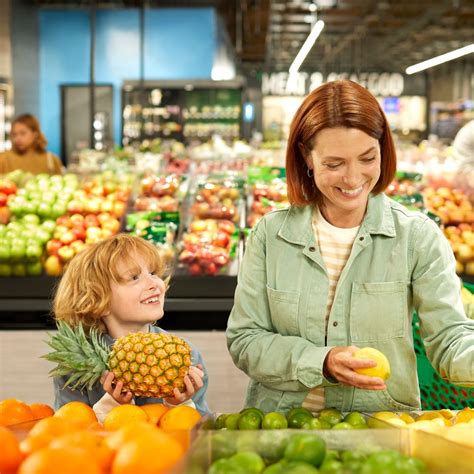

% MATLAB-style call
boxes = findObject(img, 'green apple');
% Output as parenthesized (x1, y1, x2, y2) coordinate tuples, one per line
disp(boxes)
(0, 263, 12, 276)
(41, 220, 56, 234)
(11, 263, 27, 277)
(26, 261, 43, 276)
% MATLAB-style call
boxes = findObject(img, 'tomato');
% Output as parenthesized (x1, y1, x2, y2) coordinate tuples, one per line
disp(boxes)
(284, 434, 326, 467)
(262, 412, 288, 430)
(237, 411, 262, 430)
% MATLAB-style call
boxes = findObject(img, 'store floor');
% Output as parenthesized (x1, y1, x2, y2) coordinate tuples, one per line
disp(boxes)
(0, 330, 249, 414)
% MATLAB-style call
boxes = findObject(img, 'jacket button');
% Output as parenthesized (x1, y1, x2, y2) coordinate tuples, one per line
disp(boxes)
(333, 321, 338, 327)
(309, 246, 316, 252)
(359, 236, 364, 241)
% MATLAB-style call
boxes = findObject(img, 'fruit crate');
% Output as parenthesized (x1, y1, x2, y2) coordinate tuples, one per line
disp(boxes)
(413, 282, 474, 410)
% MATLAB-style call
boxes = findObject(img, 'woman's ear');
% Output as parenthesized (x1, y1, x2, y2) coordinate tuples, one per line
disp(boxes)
(299, 142, 313, 170)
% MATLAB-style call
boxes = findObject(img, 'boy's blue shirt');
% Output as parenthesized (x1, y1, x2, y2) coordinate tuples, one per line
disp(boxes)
(53, 324, 211, 416)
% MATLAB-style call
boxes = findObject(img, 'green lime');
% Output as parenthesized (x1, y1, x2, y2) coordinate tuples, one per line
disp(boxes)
(331, 422, 354, 430)
(324, 450, 340, 462)
(238, 411, 262, 430)
(287, 411, 314, 429)
(285, 461, 320, 473)
(360, 450, 402, 474)
(211, 432, 237, 461)
(224, 413, 241, 430)
(208, 458, 239, 474)
(257, 430, 290, 464)
(343, 459, 363, 473)
(403, 457, 426, 472)
(262, 412, 288, 430)
(320, 459, 344, 473)
(229, 452, 265, 473)
(351, 423, 368, 430)
(301, 417, 322, 430)
(319, 408, 344, 426)
(263, 460, 288, 474)
(236, 432, 256, 452)
(240, 407, 265, 420)
(284, 433, 326, 467)
(340, 450, 367, 463)
(344, 411, 367, 427)
(287, 407, 314, 419)
(318, 419, 332, 429)
(215, 413, 229, 429)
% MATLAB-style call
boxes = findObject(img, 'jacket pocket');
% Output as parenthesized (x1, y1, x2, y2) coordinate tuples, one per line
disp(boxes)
(266, 285, 300, 336)
(350, 281, 406, 342)
(351, 389, 419, 412)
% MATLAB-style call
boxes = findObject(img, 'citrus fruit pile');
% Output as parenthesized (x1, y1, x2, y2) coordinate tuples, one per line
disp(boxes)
(0, 398, 201, 474)
(196, 431, 426, 474)
(213, 407, 370, 431)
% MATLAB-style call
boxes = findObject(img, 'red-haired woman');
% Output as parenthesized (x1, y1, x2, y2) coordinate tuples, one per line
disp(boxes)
(227, 80, 473, 414)
(0, 114, 63, 175)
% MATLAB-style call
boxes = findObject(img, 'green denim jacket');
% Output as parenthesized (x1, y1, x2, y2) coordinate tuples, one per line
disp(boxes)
(226, 193, 474, 413)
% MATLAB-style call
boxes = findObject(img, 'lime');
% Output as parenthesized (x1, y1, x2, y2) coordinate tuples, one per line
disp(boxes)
(257, 430, 290, 464)
(301, 417, 322, 430)
(391, 457, 424, 474)
(287, 407, 313, 419)
(240, 407, 265, 420)
(229, 452, 265, 473)
(285, 461, 320, 473)
(224, 413, 241, 430)
(341, 450, 367, 463)
(323, 450, 340, 462)
(353, 347, 391, 380)
(343, 459, 363, 473)
(284, 433, 326, 467)
(331, 422, 354, 430)
(344, 411, 367, 427)
(403, 456, 426, 472)
(262, 460, 288, 474)
(215, 413, 229, 429)
(360, 450, 402, 474)
(211, 432, 237, 460)
(287, 411, 314, 429)
(320, 459, 344, 473)
(238, 411, 262, 430)
(262, 412, 288, 430)
(208, 458, 239, 474)
(318, 419, 332, 429)
(319, 408, 344, 426)
(236, 432, 257, 452)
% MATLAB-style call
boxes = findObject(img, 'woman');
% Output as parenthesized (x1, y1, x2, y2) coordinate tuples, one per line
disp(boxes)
(0, 114, 63, 175)
(227, 80, 474, 414)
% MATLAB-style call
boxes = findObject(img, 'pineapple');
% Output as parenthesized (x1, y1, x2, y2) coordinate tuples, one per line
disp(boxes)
(44, 321, 192, 398)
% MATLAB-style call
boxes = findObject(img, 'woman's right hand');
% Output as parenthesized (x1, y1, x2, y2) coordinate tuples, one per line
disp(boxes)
(324, 346, 387, 390)
(101, 371, 133, 404)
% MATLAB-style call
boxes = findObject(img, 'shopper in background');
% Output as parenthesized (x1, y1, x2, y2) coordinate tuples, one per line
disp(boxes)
(227, 80, 474, 414)
(52, 234, 210, 420)
(452, 119, 474, 200)
(0, 113, 63, 175)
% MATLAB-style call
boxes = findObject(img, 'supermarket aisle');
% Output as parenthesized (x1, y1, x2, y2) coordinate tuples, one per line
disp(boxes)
(0, 330, 249, 414)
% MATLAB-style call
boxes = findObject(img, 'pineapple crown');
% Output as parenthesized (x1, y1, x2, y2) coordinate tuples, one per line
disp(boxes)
(43, 321, 110, 391)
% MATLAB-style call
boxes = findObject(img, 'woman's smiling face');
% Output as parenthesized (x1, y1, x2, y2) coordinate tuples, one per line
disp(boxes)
(306, 127, 381, 227)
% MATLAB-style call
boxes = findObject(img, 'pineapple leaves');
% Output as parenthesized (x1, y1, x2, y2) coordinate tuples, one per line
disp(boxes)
(43, 321, 110, 391)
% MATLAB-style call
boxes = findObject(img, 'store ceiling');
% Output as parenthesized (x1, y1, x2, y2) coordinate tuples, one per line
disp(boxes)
(36, 0, 474, 73)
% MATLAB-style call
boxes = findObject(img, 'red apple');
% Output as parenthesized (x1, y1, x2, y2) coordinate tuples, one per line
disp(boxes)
(67, 200, 85, 214)
(59, 231, 76, 245)
(57, 245, 75, 262)
(46, 239, 63, 256)
(72, 227, 86, 241)
(84, 214, 100, 228)
(56, 215, 71, 228)
(0, 192, 7, 207)
(102, 219, 120, 234)
(70, 240, 86, 254)
(69, 213, 85, 225)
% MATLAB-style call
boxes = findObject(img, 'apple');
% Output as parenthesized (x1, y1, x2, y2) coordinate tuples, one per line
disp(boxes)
(72, 227, 86, 241)
(102, 219, 120, 234)
(57, 245, 75, 262)
(113, 201, 126, 217)
(100, 200, 114, 213)
(59, 231, 75, 245)
(97, 212, 112, 226)
(0, 192, 7, 207)
(11, 263, 27, 277)
(85, 198, 102, 214)
(41, 220, 56, 234)
(44, 255, 63, 276)
(84, 214, 100, 228)
(70, 240, 86, 254)
(26, 261, 43, 276)
(0, 207, 10, 225)
(46, 239, 63, 256)
(26, 243, 43, 261)
(0, 263, 12, 276)
(67, 200, 85, 214)
(188, 263, 202, 276)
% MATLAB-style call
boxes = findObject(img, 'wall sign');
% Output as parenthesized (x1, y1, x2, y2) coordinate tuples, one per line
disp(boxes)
(262, 72, 405, 97)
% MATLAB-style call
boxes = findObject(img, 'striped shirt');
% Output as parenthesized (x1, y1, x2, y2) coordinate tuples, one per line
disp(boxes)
(302, 207, 359, 412)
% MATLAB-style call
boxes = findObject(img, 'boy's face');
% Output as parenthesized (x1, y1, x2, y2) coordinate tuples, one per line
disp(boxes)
(105, 252, 166, 333)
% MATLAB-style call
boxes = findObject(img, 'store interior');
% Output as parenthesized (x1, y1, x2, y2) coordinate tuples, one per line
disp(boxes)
(0, 1, 473, 471)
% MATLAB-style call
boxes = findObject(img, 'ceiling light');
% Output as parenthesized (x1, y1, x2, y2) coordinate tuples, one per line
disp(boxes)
(289, 20, 325, 75)
(405, 44, 474, 74)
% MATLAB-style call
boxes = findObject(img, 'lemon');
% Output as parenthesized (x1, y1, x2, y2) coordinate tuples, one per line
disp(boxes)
(353, 347, 391, 380)
(367, 411, 398, 429)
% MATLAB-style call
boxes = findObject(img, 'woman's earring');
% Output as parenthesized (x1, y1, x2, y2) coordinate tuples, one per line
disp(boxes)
(307, 168, 314, 178)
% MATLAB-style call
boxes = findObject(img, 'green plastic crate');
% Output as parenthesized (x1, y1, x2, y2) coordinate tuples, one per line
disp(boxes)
(413, 282, 474, 409)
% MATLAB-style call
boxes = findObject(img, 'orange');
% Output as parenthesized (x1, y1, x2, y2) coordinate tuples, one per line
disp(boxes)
(103, 404, 148, 431)
(111, 428, 184, 474)
(158, 405, 201, 449)
(0, 426, 24, 474)
(0, 399, 35, 426)
(29, 403, 55, 420)
(54, 401, 97, 429)
(104, 421, 157, 452)
(20, 416, 76, 455)
(50, 431, 113, 472)
(140, 403, 169, 425)
(18, 446, 102, 474)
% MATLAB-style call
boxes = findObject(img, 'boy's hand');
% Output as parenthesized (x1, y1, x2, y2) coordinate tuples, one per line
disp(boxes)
(164, 365, 204, 405)
(101, 371, 133, 404)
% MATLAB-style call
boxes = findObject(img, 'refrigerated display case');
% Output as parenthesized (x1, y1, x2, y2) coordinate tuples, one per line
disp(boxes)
(121, 80, 243, 146)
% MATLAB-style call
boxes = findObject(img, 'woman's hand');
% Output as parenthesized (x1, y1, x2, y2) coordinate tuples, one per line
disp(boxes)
(101, 371, 133, 404)
(324, 346, 387, 390)
(164, 365, 205, 406)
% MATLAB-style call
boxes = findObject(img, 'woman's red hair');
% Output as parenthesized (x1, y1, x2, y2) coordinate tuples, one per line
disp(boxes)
(286, 80, 397, 205)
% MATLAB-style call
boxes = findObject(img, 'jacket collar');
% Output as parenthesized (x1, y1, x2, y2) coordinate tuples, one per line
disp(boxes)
(278, 193, 396, 246)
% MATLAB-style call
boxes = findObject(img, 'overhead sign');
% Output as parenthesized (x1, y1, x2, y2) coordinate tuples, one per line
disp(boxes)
(262, 72, 405, 97)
